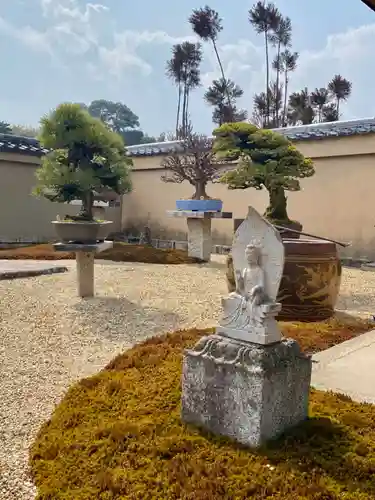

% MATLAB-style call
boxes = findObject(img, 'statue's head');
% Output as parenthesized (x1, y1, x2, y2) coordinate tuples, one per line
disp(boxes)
(245, 243, 261, 265)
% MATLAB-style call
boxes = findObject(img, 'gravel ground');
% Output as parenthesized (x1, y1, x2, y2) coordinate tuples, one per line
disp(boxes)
(0, 257, 374, 500)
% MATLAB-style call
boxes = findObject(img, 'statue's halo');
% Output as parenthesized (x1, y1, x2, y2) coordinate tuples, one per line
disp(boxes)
(232, 206, 285, 302)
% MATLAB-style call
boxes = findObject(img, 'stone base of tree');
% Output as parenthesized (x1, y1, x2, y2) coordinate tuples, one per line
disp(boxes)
(167, 210, 232, 262)
(53, 241, 113, 297)
(187, 217, 212, 261)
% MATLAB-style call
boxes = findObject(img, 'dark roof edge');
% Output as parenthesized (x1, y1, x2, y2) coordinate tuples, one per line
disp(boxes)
(127, 117, 375, 157)
(0, 133, 48, 157)
(2, 116, 375, 159)
(361, 0, 375, 11)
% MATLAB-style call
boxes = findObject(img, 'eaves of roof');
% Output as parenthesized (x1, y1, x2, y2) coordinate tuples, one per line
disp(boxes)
(0, 134, 48, 157)
(3, 117, 375, 159)
(126, 117, 375, 157)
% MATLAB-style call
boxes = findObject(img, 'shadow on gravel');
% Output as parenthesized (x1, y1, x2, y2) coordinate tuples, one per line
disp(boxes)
(74, 296, 181, 342)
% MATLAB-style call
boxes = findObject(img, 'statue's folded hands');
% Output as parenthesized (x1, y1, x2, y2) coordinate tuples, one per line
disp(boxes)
(221, 243, 280, 331)
(217, 206, 284, 345)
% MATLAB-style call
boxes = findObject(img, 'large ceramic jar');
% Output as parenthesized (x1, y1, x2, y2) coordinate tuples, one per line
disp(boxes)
(277, 239, 342, 321)
(226, 238, 342, 322)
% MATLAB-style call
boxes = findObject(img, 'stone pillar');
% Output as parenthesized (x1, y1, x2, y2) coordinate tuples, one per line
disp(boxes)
(75, 251, 94, 298)
(54, 241, 113, 298)
(181, 334, 312, 448)
(186, 217, 212, 261)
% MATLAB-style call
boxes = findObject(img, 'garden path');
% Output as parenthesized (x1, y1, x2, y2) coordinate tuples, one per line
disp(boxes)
(312, 328, 375, 404)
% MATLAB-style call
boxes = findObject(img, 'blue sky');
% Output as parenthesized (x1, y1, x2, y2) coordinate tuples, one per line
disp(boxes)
(1, 0, 374, 136)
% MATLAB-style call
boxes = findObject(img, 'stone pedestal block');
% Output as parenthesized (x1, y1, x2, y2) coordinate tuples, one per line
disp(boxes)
(187, 217, 212, 261)
(53, 240, 113, 298)
(76, 252, 94, 297)
(181, 334, 312, 448)
(166, 210, 233, 263)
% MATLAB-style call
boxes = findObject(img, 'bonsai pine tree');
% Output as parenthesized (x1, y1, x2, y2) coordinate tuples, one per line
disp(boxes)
(161, 133, 222, 199)
(34, 103, 132, 221)
(213, 122, 314, 223)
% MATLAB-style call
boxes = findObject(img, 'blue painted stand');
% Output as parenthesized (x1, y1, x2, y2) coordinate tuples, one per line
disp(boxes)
(176, 199, 223, 212)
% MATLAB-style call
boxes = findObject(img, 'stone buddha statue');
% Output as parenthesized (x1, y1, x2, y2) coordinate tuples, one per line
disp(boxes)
(218, 243, 281, 340)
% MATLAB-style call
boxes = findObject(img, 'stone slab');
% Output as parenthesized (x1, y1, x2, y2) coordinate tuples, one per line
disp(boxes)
(53, 240, 113, 253)
(312, 329, 375, 404)
(167, 210, 233, 219)
(181, 334, 312, 448)
(217, 321, 282, 345)
(0, 260, 68, 280)
(361, 262, 375, 271)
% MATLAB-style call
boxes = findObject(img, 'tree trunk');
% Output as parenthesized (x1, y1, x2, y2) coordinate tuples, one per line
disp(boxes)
(274, 41, 281, 126)
(337, 98, 340, 118)
(282, 71, 288, 127)
(181, 84, 187, 138)
(265, 30, 270, 127)
(265, 185, 288, 221)
(192, 181, 208, 200)
(185, 90, 190, 132)
(176, 82, 182, 137)
(79, 191, 94, 221)
(218, 104, 224, 126)
(212, 40, 232, 116)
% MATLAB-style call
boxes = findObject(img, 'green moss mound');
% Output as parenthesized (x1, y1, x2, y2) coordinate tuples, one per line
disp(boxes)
(280, 314, 373, 354)
(0, 243, 201, 264)
(30, 328, 375, 500)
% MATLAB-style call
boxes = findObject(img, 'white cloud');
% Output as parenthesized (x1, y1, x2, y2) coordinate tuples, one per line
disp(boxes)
(0, 0, 109, 59)
(98, 45, 153, 76)
(2, 3, 375, 121)
(96, 30, 197, 78)
(41, 0, 108, 23)
(43, 0, 109, 53)
(196, 23, 375, 120)
(0, 16, 52, 53)
(199, 39, 264, 89)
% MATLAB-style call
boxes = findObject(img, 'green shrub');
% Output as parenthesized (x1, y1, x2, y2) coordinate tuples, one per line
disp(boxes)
(213, 122, 314, 223)
(34, 103, 132, 221)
